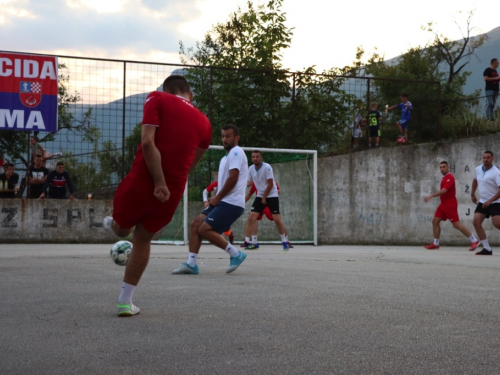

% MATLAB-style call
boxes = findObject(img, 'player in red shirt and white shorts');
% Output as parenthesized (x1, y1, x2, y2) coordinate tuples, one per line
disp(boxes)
(423, 161, 479, 250)
(104, 75, 212, 317)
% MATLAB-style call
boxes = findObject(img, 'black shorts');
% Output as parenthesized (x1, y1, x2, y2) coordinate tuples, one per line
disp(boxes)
(369, 126, 380, 138)
(474, 202, 500, 218)
(251, 197, 280, 215)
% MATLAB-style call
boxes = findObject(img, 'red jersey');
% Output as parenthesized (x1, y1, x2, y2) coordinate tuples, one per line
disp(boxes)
(127, 92, 212, 190)
(206, 181, 218, 192)
(440, 173, 457, 206)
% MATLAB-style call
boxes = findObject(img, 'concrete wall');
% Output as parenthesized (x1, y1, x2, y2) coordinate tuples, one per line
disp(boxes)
(318, 134, 500, 245)
(0, 199, 115, 243)
(3, 134, 500, 245)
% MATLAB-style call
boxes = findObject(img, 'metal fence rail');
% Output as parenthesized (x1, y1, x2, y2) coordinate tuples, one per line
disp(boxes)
(0, 51, 441, 198)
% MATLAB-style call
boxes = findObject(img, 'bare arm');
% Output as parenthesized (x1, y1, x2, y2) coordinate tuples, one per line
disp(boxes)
(261, 179, 274, 204)
(208, 169, 239, 206)
(471, 179, 478, 204)
(245, 190, 253, 202)
(483, 187, 500, 208)
(484, 75, 500, 82)
(189, 147, 208, 173)
(423, 188, 448, 202)
(141, 126, 169, 203)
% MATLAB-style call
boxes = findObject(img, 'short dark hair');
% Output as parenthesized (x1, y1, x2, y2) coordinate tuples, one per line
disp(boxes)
(222, 124, 240, 136)
(400, 93, 409, 98)
(34, 154, 43, 158)
(484, 150, 494, 157)
(5, 163, 14, 169)
(56, 161, 64, 166)
(162, 75, 190, 95)
(491, 58, 498, 65)
(440, 161, 448, 165)
(252, 150, 262, 155)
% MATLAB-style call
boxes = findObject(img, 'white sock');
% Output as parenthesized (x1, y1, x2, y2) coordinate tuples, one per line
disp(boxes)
(280, 233, 287, 242)
(481, 239, 491, 250)
(118, 282, 135, 304)
(285, 235, 289, 242)
(433, 239, 439, 246)
(187, 252, 197, 266)
(252, 235, 258, 245)
(225, 243, 239, 257)
(469, 235, 478, 243)
(245, 237, 250, 243)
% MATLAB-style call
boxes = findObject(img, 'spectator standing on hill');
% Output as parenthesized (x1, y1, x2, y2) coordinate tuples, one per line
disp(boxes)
(368, 102, 382, 148)
(483, 58, 500, 121)
(387, 93, 413, 143)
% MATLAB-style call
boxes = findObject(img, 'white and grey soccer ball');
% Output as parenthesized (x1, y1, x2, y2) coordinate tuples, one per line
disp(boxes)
(110, 241, 132, 266)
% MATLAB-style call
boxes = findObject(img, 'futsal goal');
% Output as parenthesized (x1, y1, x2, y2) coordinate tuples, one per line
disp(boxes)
(153, 146, 317, 246)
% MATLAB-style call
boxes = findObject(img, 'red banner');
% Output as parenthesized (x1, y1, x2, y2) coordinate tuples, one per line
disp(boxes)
(0, 52, 58, 132)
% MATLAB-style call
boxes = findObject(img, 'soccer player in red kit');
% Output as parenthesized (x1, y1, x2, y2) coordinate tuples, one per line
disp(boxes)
(423, 161, 479, 250)
(104, 75, 212, 317)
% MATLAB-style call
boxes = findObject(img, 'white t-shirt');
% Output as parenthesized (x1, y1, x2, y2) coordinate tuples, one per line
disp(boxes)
(217, 146, 248, 208)
(248, 162, 278, 198)
(475, 164, 500, 203)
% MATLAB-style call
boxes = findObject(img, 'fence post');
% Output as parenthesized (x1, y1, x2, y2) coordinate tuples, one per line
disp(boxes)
(366, 78, 371, 139)
(209, 67, 214, 122)
(291, 73, 296, 148)
(437, 82, 441, 138)
(121, 62, 127, 180)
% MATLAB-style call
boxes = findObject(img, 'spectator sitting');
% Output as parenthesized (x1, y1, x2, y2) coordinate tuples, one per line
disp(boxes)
(27, 154, 49, 199)
(39, 161, 75, 200)
(0, 163, 20, 198)
(30, 136, 62, 167)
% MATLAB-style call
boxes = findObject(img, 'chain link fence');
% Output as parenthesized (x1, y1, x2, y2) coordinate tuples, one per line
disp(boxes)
(1, 52, 442, 198)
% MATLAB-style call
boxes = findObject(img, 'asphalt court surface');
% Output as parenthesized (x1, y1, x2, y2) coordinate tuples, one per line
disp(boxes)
(1, 243, 500, 375)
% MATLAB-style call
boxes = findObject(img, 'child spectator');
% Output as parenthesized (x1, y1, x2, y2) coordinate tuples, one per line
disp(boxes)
(387, 93, 413, 143)
(368, 102, 382, 148)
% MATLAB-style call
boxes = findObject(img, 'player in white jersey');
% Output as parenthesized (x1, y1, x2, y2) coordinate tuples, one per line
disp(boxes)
(173, 125, 249, 274)
(245, 150, 290, 250)
(471, 151, 500, 255)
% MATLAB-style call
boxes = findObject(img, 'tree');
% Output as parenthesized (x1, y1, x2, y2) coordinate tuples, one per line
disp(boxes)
(179, 0, 357, 151)
(180, 0, 293, 148)
(351, 11, 486, 141)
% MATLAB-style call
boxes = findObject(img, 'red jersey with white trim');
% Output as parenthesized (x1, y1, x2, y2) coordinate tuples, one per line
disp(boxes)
(127, 91, 212, 190)
(206, 181, 218, 192)
(440, 173, 457, 206)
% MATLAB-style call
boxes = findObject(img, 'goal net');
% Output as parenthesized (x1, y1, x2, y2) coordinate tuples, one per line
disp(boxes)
(153, 146, 317, 245)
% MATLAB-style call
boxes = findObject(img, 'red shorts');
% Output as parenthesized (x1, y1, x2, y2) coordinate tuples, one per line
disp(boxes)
(435, 204, 459, 222)
(258, 206, 274, 221)
(113, 176, 185, 233)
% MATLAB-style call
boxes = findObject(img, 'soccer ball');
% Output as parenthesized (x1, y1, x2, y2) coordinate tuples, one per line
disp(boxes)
(396, 136, 406, 145)
(110, 241, 132, 266)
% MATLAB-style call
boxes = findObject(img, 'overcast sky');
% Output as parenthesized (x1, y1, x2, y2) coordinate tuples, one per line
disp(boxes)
(1, 0, 498, 72)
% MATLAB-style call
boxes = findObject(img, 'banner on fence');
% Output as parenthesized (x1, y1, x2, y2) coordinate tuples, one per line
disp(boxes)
(0, 52, 58, 132)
